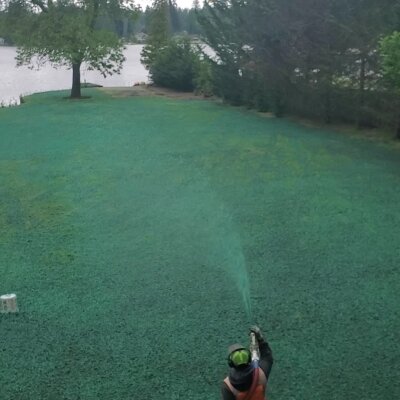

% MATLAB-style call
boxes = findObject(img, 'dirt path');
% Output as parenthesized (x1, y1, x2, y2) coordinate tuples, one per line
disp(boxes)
(100, 84, 208, 100)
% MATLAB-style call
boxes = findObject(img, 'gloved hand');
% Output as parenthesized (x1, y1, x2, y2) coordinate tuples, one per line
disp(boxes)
(250, 325, 264, 342)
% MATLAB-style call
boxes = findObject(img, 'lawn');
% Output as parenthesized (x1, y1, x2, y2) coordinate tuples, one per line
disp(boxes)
(0, 89, 399, 399)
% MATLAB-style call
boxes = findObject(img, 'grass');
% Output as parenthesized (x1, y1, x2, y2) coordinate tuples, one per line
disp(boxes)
(0, 89, 399, 400)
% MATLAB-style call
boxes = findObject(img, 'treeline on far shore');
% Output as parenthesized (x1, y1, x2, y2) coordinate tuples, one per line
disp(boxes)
(0, 0, 202, 45)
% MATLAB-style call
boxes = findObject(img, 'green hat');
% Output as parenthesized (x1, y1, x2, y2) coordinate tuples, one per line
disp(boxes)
(228, 343, 251, 368)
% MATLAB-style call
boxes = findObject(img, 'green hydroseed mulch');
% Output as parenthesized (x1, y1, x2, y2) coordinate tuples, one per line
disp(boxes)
(0, 89, 399, 400)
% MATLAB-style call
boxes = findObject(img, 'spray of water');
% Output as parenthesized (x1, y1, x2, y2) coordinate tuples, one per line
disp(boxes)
(127, 158, 253, 317)
(226, 245, 252, 318)
(212, 209, 253, 318)
(187, 192, 253, 318)
(239, 263, 252, 318)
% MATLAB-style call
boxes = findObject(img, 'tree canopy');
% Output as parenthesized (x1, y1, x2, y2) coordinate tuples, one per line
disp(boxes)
(8, 0, 135, 98)
(380, 32, 400, 91)
(380, 31, 400, 138)
(198, 0, 400, 135)
(140, 0, 201, 92)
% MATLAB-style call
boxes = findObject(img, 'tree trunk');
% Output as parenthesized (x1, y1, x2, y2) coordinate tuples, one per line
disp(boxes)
(395, 97, 400, 140)
(323, 70, 333, 124)
(71, 63, 81, 98)
(324, 83, 332, 124)
(123, 17, 129, 38)
(357, 55, 366, 128)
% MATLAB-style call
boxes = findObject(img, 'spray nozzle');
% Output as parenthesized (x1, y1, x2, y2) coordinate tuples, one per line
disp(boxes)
(249, 332, 260, 363)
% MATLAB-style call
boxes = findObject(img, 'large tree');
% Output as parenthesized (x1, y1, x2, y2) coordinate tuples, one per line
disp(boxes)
(141, 0, 200, 91)
(380, 31, 400, 139)
(198, 1, 250, 105)
(10, 0, 134, 98)
(140, 0, 171, 68)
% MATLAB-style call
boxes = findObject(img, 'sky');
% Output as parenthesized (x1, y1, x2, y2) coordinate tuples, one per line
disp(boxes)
(137, 0, 198, 9)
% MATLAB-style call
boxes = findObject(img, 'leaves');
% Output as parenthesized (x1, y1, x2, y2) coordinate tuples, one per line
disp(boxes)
(140, 0, 171, 69)
(199, 0, 400, 126)
(12, 0, 125, 76)
(148, 35, 200, 91)
(380, 31, 400, 92)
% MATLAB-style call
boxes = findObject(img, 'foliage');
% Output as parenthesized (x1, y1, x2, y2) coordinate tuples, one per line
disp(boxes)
(0, 6, 4, 38)
(380, 31, 400, 138)
(141, 0, 207, 93)
(134, 1, 203, 36)
(8, 0, 132, 98)
(16, 8, 124, 74)
(141, 0, 171, 68)
(148, 35, 200, 91)
(178, 6, 202, 35)
(199, 0, 400, 134)
(193, 54, 213, 96)
(1, 0, 31, 44)
(380, 31, 400, 92)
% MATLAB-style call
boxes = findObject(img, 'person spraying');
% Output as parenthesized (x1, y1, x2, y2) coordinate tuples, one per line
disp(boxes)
(222, 326, 273, 400)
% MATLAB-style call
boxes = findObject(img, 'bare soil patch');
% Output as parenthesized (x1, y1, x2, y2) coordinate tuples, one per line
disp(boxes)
(100, 84, 209, 100)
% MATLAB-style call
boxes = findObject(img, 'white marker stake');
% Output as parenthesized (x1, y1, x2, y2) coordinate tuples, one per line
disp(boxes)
(0, 294, 19, 313)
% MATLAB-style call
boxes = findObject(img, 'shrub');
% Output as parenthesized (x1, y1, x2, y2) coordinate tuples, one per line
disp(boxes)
(193, 56, 213, 96)
(149, 36, 199, 92)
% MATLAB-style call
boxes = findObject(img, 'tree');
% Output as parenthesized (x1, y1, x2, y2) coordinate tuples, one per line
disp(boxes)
(198, 1, 250, 105)
(141, 0, 171, 68)
(0, 7, 6, 41)
(199, 0, 398, 123)
(380, 31, 400, 138)
(149, 35, 199, 91)
(10, 0, 133, 98)
(1, 0, 30, 45)
(381, 32, 400, 88)
(336, 0, 398, 127)
(168, 0, 180, 33)
(140, 0, 205, 92)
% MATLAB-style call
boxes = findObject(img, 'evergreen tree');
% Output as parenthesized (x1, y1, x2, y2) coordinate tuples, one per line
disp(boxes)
(168, 0, 180, 33)
(380, 31, 400, 138)
(199, 0, 400, 129)
(141, 0, 171, 68)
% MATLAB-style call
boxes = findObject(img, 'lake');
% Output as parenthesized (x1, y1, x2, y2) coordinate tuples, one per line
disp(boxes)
(0, 45, 149, 105)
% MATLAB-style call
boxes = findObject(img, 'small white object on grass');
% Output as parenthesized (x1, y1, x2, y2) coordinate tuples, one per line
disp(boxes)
(0, 294, 19, 313)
